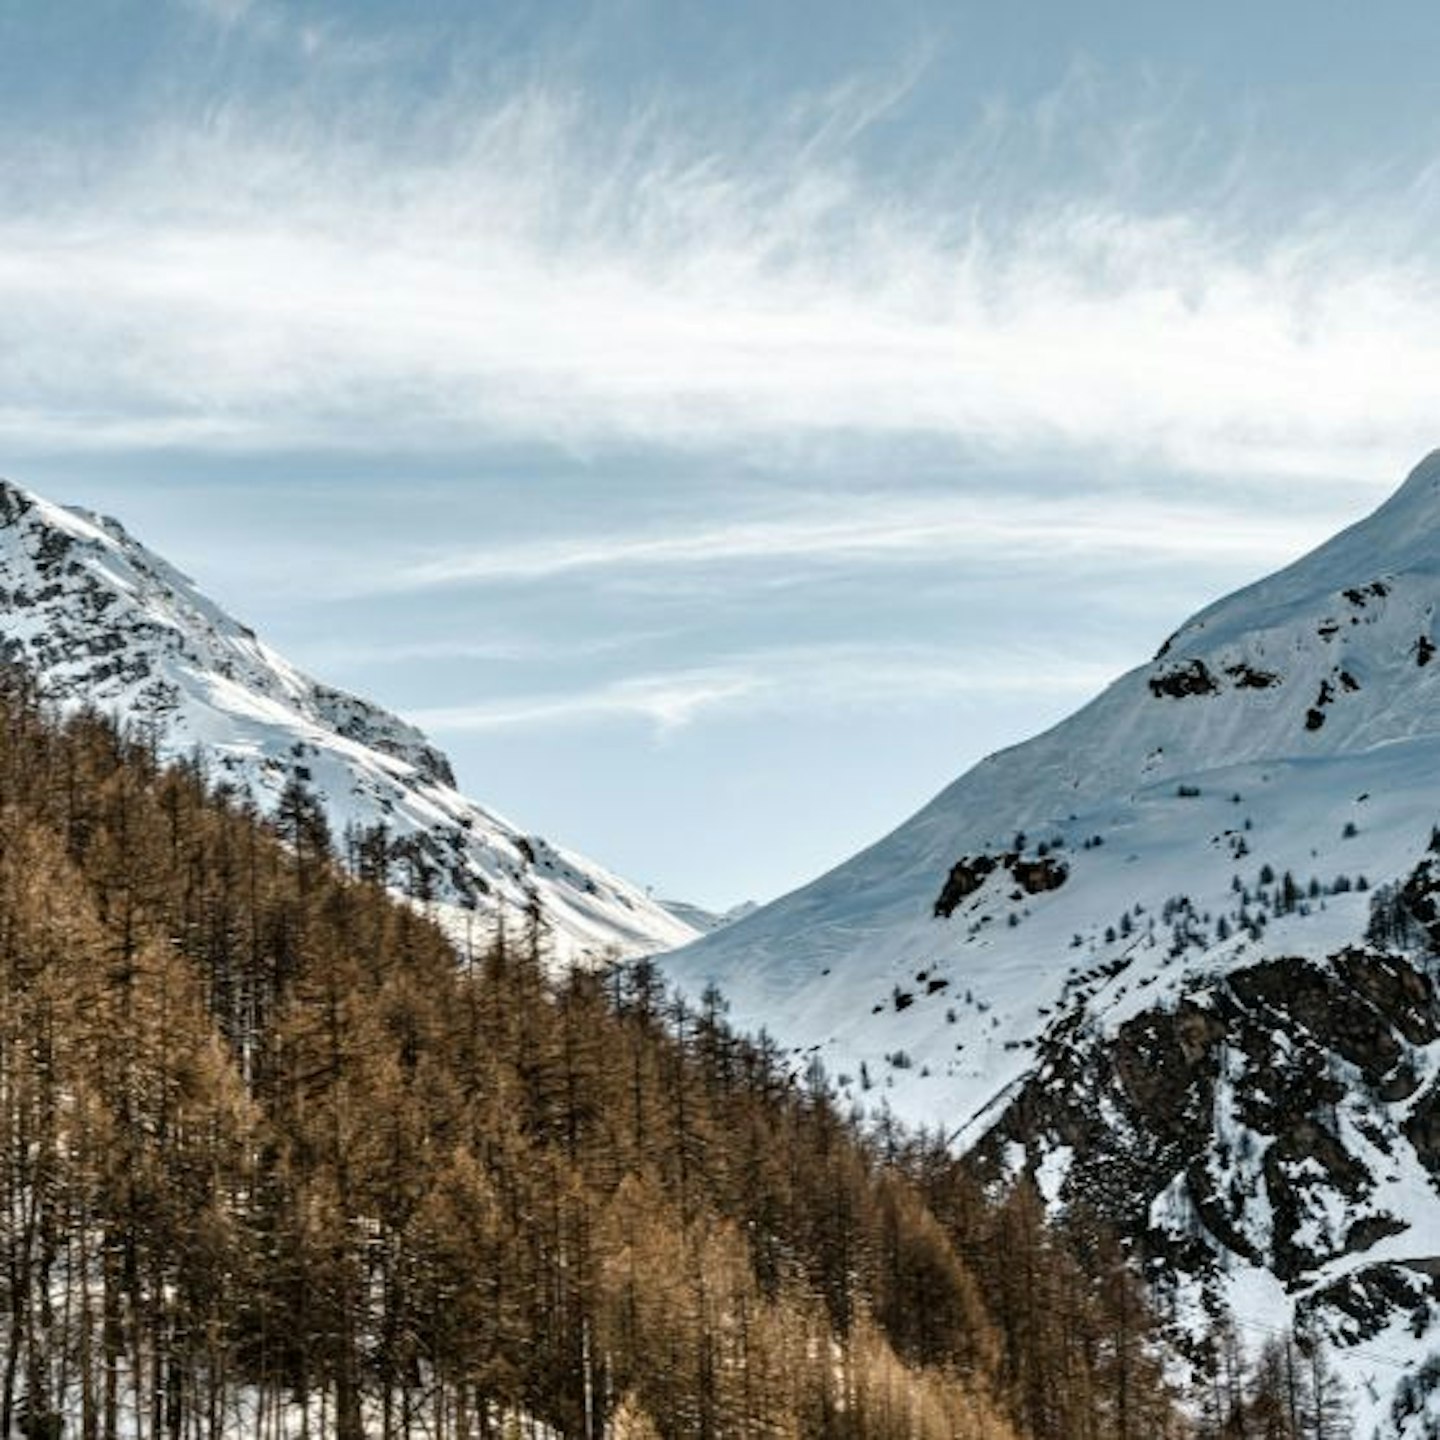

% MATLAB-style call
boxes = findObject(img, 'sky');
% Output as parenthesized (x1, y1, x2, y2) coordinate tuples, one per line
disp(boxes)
(3, 0, 1440, 909)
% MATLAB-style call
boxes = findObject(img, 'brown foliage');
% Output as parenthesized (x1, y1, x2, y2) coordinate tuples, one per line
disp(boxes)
(0, 675, 1180, 1438)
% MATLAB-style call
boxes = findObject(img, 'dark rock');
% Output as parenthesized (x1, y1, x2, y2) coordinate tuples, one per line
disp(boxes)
(970, 928, 1440, 1350)
(934, 855, 1000, 918)
(1226, 663, 1280, 690)
(1299, 1263, 1434, 1347)
(1405, 1082, 1440, 1175)
(1342, 580, 1389, 606)
(934, 852, 1067, 918)
(1012, 856, 1069, 895)
(1148, 659, 1220, 699)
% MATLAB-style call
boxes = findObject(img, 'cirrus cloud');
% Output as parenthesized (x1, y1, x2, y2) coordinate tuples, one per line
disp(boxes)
(406, 642, 1125, 738)
(0, 64, 1436, 487)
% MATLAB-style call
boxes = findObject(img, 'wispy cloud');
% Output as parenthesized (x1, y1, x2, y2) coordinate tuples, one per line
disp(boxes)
(407, 643, 1125, 737)
(299, 629, 674, 669)
(375, 492, 1341, 594)
(412, 668, 762, 737)
(2, 45, 1438, 484)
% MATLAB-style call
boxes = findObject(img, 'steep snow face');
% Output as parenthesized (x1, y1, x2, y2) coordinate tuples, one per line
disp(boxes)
(663, 452, 1440, 1428)
(0, 481, 697, 964)
(665, 452, 1440, 1129)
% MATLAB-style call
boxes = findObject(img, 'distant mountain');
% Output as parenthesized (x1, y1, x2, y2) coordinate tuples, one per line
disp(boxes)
(664, 453, 1440, 1436)
(0, 479, 697, 964)
(659, 897, 760, 934)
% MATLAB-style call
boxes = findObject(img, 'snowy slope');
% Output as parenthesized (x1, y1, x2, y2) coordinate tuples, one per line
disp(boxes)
(0, 480, 697, 964)
(665, 452, 1440, 1127)
(659, 898, 760, 934)
(663, 453, 1440, 1434)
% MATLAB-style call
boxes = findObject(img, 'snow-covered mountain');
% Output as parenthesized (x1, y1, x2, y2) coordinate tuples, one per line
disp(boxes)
(659, 897, 760, 934)
(0, 479, 697, 964)
(664, 453, 1440, 1435)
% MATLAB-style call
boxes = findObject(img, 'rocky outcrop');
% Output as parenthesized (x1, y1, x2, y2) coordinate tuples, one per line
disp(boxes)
(1149, 659, 1221, 698)
(1226, 662, 1280, 690)
(934, 851, 1068, 918)
(975, 879, 1440, 1372)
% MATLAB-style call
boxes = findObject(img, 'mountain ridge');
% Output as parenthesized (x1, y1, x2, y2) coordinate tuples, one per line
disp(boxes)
(0, 477, 697, 963)
(663, 454, 1440, 1435)
(665, 454, 1440, 1121)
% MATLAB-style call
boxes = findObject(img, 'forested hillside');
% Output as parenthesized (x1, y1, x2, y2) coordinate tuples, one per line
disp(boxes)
(0, 480, 696, 966)
(0, 670, 1227, 1438)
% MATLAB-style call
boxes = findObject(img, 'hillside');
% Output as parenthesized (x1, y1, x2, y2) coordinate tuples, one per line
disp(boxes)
(0, 674, 1198, 1439)
(664, 453, 1440, 1436)
(0, 479, 696, 964)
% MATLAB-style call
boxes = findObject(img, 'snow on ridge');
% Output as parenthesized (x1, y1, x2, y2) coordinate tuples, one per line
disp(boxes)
(660, 451, 1440, 1432)
(664, 452, 1440, 1129)
(0, 477, 697, 965)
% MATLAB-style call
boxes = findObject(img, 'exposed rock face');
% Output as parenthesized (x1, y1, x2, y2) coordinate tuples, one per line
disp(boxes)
(933, 855, 1002, 917)
(0, 479, 698, 965)
(986, 940, 1439, 1245)
(312, 683, 456, 789)
(1227, 662, 1280, 690)
(1393, 853, 1440, 952)
(1149, 658, 1221, 698)
(973, 867, 1440, 1435)
(1012, 855, 1069, 895)
(934, 852, 1068, 918)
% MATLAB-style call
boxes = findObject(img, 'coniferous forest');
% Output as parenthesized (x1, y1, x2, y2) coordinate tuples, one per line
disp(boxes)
(0, 671, 1342, 1438)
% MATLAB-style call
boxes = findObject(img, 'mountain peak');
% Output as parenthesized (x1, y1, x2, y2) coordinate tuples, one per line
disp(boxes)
(0, 477, 697, 963)
(663, 454, 1440, 1432)
(668, 459, 1440, 1116)
(0, 476, 113, 544)
(1385, 445, 1440, 510)
(662, 457, 1440, 1428)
